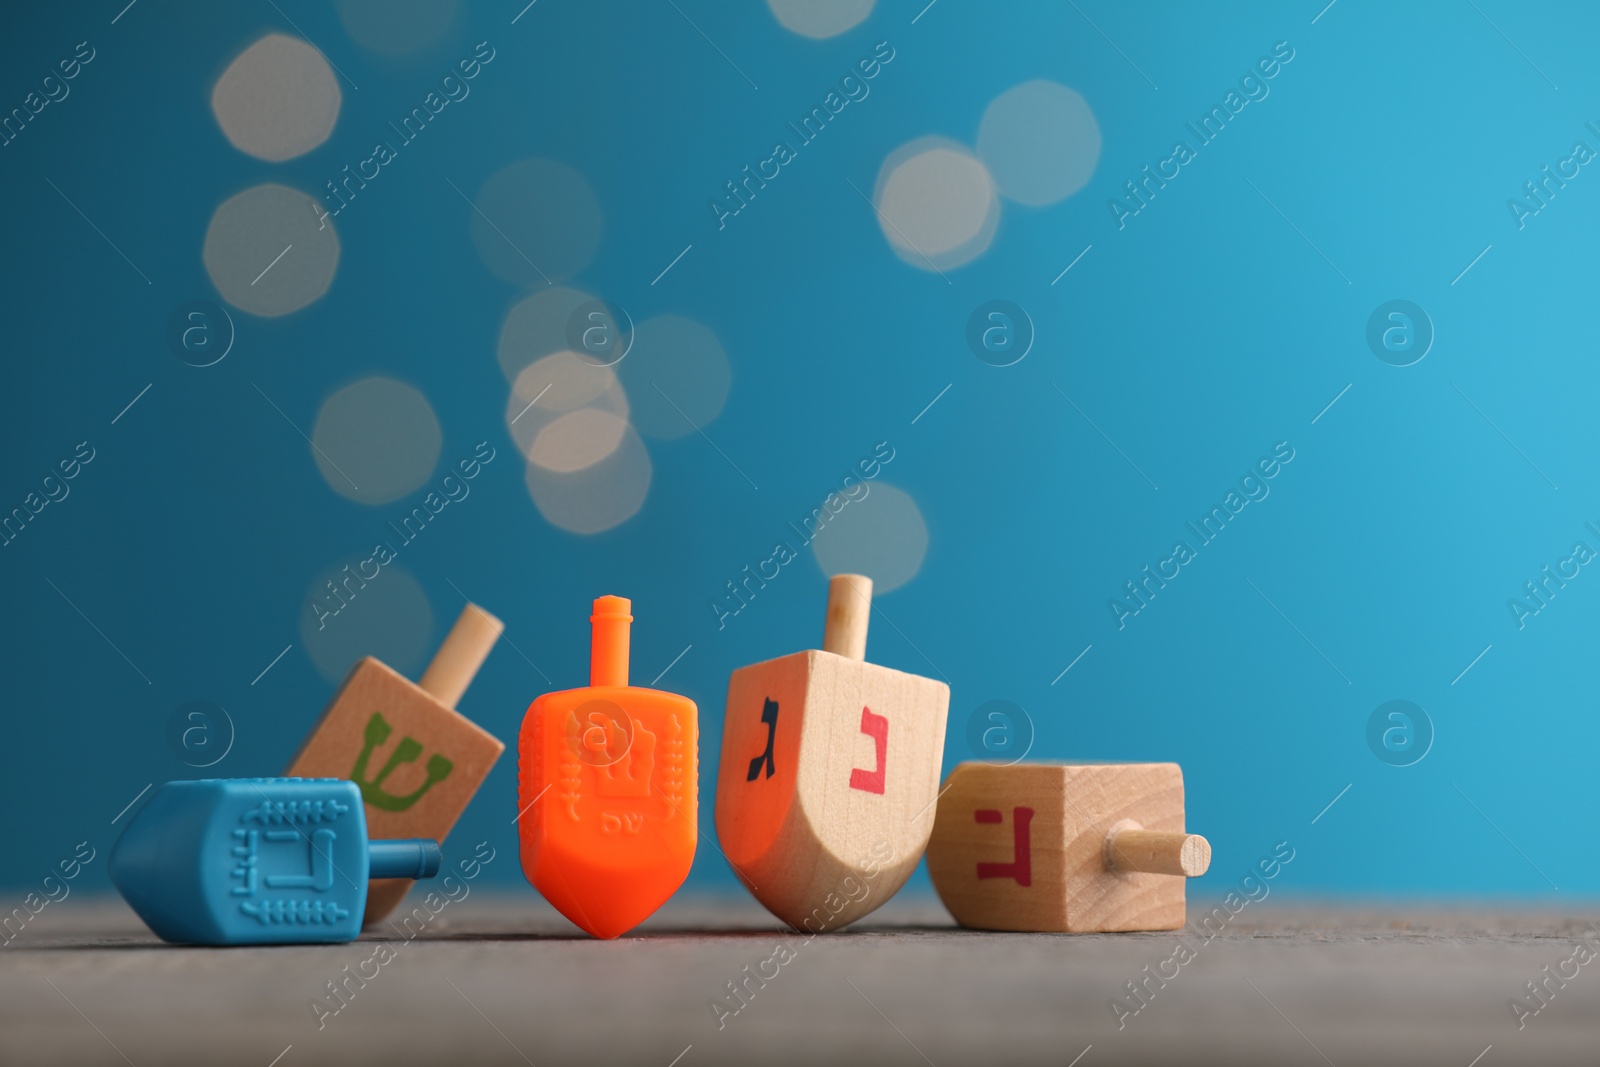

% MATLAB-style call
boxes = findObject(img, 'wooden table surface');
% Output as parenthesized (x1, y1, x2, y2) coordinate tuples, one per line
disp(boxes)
(3, 894, 1595, 1065)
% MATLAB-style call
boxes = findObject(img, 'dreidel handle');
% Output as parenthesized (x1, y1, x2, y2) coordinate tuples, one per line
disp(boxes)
(419, 603, 505, 707)
(1104, 820, 1211, 877)
(591, 595, 632, 687)
(368, 839, 444, 880)
(822, 574, 872, 661)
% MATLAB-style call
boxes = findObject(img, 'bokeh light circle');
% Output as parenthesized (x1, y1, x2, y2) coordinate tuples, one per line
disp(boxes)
(766, 0, 875, 38)
(337, 0, 459, 54)
(525, 423, 653, 535)
(530, 409, 632, 474)
(211, 34, 341, 162)
(810, 482, 928, 593)
(470, 159, 603, 287)
(618, 315, 731, 440)
(301, 559, 434, 684)
(505, 352, 631, 473)
(977, 80, 1101, 206)
(204, 183, 340, 317)
(498, 286, 600, 382)
(873, 138, 998, 272)
(311, 376, 442, 504)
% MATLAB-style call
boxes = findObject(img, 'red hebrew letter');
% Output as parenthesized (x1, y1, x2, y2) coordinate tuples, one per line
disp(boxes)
(848, 707, 887, 795)
(974, 807, 1033, 886)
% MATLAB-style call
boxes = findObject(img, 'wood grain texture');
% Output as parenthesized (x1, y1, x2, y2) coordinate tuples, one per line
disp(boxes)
(716, 649, 948, 931)
(286, 657, 504, 924)
(926, 762, 1197, 932)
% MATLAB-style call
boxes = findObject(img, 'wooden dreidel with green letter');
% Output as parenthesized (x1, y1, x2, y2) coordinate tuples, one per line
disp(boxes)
(925, 762, 1210, 932)
(715, 574, 949, 931)
(287, 603, 506, 925)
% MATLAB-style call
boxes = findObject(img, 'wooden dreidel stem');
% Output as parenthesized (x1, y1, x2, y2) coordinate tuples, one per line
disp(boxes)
(714, 573, 949, 933)
(286, 602, 507, 926)
(822, 573, 872, 660)
(419, 603, 505, 707)
(1103, 820, 1211, 877)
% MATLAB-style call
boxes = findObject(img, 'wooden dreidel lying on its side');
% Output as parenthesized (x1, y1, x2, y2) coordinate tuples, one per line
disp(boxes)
(926, 762, 1210, 932)
(110, 779, 442, 945)
(518, 596, 698, 939)
(287, 603, 505, 925)
(716, 574, 949, 931)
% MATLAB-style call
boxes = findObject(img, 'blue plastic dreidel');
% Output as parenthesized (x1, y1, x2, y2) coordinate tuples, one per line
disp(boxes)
(110, 778, 442, 945)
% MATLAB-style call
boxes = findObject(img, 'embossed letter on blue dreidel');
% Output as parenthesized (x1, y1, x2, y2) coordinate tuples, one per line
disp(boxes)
(110, 778, 442, 945)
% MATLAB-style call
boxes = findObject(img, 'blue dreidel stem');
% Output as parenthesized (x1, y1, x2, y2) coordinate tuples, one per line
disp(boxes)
(111, 778, 445, 946)
(368, 840, 442, 880)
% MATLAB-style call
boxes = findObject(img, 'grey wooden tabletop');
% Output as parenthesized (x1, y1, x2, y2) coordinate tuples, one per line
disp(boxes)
(3, 894, 1596, 1066)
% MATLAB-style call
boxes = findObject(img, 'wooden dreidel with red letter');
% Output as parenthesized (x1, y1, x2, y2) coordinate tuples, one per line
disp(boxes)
(715, 574, 949, 931)
(926, 762, 1210, 932)
(517, 596, 698, 940)
(287, 603, 505, 925)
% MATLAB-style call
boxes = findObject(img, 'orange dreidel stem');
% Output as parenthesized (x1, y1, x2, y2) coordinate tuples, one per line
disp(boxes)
(517, 595, 699, 939)
(590, 595, 631, 687)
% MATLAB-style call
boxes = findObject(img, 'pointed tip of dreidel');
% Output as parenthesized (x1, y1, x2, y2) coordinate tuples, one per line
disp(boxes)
(110, 779, 443, 946)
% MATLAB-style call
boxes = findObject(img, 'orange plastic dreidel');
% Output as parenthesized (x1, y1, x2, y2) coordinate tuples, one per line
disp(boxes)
(517, 596, 698, 938)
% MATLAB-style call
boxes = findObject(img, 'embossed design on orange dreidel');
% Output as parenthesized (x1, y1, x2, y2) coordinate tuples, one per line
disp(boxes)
(517, 596, 698, 939)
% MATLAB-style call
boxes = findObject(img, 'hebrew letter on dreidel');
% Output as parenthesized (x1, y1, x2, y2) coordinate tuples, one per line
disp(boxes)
(848, 706, 888, 795)
(974, 806, 1033, 886)
(264, 828, 337, 891)
(747, 698, 778, 781)
(350, 711, 455, 812)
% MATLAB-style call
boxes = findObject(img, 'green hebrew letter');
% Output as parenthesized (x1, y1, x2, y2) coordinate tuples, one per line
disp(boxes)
(350, 711, 454, 812)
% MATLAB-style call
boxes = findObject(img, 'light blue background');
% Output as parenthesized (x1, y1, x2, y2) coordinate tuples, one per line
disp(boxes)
(2, 0, 1596, 904)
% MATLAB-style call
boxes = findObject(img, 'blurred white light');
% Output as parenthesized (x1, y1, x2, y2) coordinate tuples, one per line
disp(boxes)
(497, 286, 598, 382)
(211, 34, 340, 162)
(505, 352, 630, 473)
(811, 482, 928, 594)
(978, 80, 1102, 207)
(530, 409, 632, 474)
(873, 138, 998, 272)
(311, 376, 442, 505)
(767, 0, 875, 38)
(525, 423, 653, 535)
(204, 183, 340, 317)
